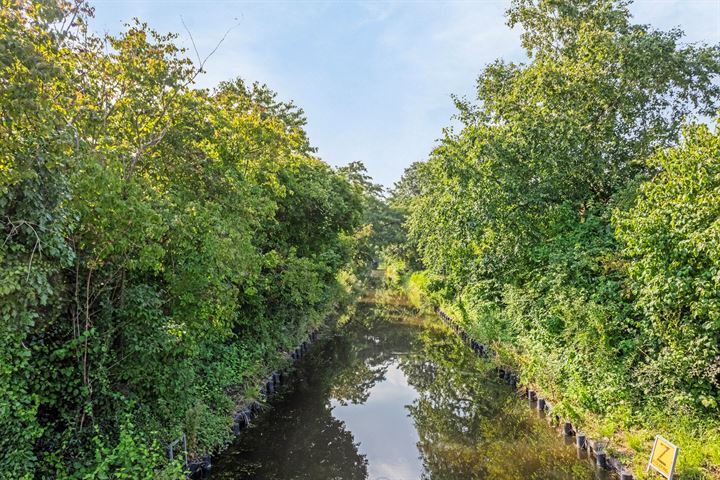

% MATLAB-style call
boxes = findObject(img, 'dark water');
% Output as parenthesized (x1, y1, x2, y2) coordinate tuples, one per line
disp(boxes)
(212, 293, 604, 480)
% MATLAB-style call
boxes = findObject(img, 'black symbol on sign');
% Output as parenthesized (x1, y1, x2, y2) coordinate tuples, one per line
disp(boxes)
(657, 444, 671, 467)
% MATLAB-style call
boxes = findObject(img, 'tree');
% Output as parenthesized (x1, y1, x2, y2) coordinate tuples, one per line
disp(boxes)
(615, 121, 720, 411)
(0, 1, 368, 476)
(407, 0, 720, 287)
(396, 1, 720, 473)
(339, 161, 405, 263)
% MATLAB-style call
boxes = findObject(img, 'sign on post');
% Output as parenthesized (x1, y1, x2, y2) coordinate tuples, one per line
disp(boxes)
(646, 435, 679, 479)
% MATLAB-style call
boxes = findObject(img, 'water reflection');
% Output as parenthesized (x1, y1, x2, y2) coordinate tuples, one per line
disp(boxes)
(333, 363, 421, 480)
(403, 327, 595, 479)
(212, 296, 597, 479)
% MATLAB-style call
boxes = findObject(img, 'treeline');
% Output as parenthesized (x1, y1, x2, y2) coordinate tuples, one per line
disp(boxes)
(0, 2, 372, 478)
(389, 0, 720, 476)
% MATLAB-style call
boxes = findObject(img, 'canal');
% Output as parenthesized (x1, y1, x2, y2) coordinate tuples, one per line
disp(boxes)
(212, 292, 602, 479)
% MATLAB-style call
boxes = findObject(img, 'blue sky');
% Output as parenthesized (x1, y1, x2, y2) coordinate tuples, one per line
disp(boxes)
(90, 0, 720, 187)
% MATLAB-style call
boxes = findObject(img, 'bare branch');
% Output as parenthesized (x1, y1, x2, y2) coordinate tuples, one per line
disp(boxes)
(180, 16, 203, 67)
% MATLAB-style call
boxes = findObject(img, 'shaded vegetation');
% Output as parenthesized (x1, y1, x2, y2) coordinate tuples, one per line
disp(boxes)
(0, 1, 371, 477)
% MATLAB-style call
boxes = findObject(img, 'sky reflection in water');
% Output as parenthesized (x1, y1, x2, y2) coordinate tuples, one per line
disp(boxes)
(331, 362, 421, 480)
(212, 297, 599, 480)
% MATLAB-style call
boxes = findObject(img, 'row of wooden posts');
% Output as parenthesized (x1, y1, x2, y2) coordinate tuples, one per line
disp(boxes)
(174, 307, 639, 478)
(230, 328, 321, 439)
(170, 327, 321, 478)
(434, 307, 635, 480)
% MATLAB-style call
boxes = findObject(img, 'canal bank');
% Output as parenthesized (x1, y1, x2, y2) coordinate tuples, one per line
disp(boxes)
(211, 291, 604, 479)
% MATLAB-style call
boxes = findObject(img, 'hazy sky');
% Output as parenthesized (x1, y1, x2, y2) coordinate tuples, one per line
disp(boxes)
(90, 0, 720, 187)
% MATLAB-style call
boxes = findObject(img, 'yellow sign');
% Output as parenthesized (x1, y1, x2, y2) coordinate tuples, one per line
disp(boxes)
(647, 435, 679, 479)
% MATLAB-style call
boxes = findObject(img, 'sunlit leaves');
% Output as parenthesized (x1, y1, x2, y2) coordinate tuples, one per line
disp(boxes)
(0, 1, 366, 477)
(395, 0, 720, 468)
(615, 122, 720, 408)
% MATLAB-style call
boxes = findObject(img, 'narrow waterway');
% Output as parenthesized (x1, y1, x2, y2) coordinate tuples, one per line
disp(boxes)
(212, 292, 603, 479)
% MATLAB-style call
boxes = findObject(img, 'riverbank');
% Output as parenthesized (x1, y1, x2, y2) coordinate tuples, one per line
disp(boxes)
(386, 267, 720, 480)
(211, 289, 600, 479)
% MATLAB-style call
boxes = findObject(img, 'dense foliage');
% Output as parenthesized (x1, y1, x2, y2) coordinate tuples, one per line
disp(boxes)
(0, 1, 368, 477)
(338, 161, 407, 264)
(390, 0, 720, 476)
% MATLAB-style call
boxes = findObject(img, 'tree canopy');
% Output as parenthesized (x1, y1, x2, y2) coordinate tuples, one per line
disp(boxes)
(0, 1, 368, 477)
(390, 0, 720, 475)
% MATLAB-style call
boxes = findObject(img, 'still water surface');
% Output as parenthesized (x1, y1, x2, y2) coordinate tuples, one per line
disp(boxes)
(213, 294, 602, 480)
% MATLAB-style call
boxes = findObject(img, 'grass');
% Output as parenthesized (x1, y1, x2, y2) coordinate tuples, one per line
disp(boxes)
(389, 277, 720, 479)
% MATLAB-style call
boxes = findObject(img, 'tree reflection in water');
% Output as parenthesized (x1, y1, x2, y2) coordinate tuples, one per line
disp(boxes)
(210, 323, 372, 480)
(331, 297, 418, 406)
(400, 324, 596, 479)
(212, 294, 596, 480)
